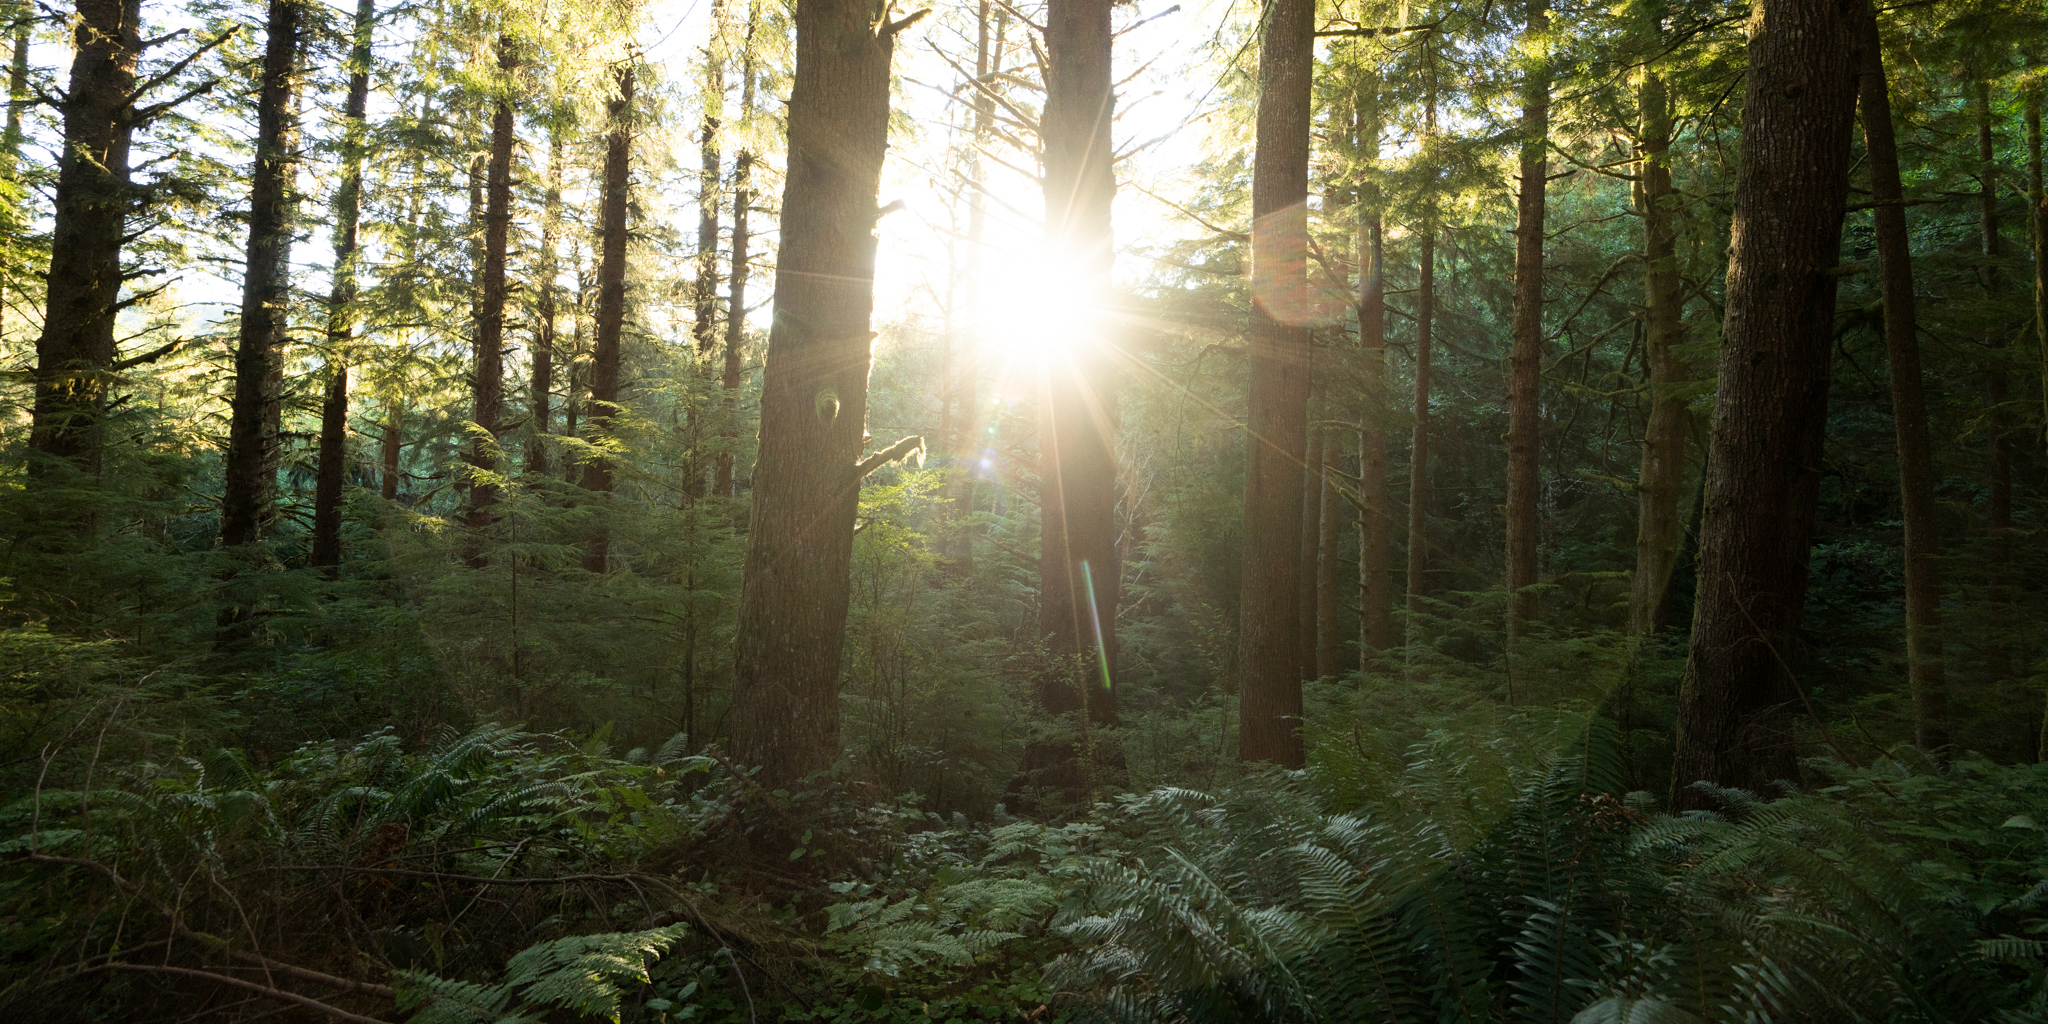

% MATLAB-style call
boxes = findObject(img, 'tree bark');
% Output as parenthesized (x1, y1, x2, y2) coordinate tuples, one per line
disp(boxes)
(716, 4, 761, 499)
(1629, 53, 1690, 635)
(1406, 54, 1438, 629)
(1977, 81, 2014, 684)
(1237, 0, 1312, 768)
(1315, 430, 1341, 679)
(578, 66, 633, 573)
(1297, 421, 1322, 680)
(2, 8, 26, 176)
(2033, 96, 2048, 466)
(28, 0, 141, 478)
(464, 36, 517, 543)
(528, 131, 563, 478)
(1669, 0, 1859, 808)
(696, 0, 726, 361)
(221, 0, 301, 549)
(729, 0, 905, 786)
(1505, 0, 1548, 635)
(1858, 12, 1945, 749)
(1356, 70, 1395, 661)
(380, 404, 401, 501)
(1017, 0, 1118, 798)
(311, 0, 375, 573)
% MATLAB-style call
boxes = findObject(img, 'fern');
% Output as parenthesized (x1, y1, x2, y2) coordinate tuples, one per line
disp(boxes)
(396, 924, 690, 1024)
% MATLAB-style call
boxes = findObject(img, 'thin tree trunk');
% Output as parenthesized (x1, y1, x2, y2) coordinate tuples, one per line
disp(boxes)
(1298, 421, 1322, 680)
(1316, 430, 1340, 679)
(221, 0, 301, 549)
(2, 8, 26, 175)
(1407, 223, 1434, 621)
(1356, 69, 1395, 661)
(28, 0, 141, 478)
(1238, 0, 1312, 767)
(1629, 53, 1690, 635)
(716, 150, 751, 497)
(696, 0, 725, 360)
(1858, 13, 1945, 749)
(578, 67, 633, 573)
(1017, 0, 1119, 799)
(1978, 81, 2014, 684)
(942, 2, 1003, 566)
(311, 0, 375, 573)
(1406, 52, 1438, 628)
(715, 4, 760, 499)
(380, 404, 401, 501)
(464, 37, 517, 543)
(1505, 0, 1548, 635)
(528, 131, 563, 477)
(1669, 0, 1859, 808)
(2034, 96, 2048, 465)
(730, 0, 910, 786)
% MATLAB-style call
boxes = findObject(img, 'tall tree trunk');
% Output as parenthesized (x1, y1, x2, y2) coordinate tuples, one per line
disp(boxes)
(1407, 224, 1434, 620)
(1298, 420, 1322, 679)
(220, 0, 301, 549)
(1977, 81, 2014, 684)
(716, 3, 760, 499)
(1356, 70, 1395, 661)
(578, 67, 633, 573)
(696, 0, 725, 360)
(1669, 0, 1859, 808)
(28, 0, 141, 478)
(464, 37, 517, 542)
(528, 131, 563, 477)
(1629, 48, 1690, 635)
(1316, 430, 1340, 678)
(1406, 53, 1438, 628)
(1238, 0, 1312, 767)
(942, 2, 1004, 566)
(1018, 0, 1118, 798)
(311, 0, 375, 573)
(729, 0, 909, 786)
(2033, 96, 2048, 465)
(1505, 0, 1548, 635)
(2, 7, 26, 175)
(716, 150, 751, 498)
(1859, 14, 1945, 749)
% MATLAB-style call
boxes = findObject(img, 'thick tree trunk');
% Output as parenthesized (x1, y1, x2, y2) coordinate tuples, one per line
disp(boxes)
(1505, 0, 1548, 635)
(1018, 0, 1118, 799)
(1238, 0, 1312, 767)
(1356, 72, 1395, 661)
(578, 67, 633, 573)
(1858, 15, 1945, 748)
(311, 0, 375, 573)
(528, 132, 563, 477)
(1669, 0, 1859, 808)
(464, 37, 517, 542)
(1316, 431, 1340, 678)
(29, 0, 141, 478)
(220, 0, 301, 549)
(1629, 60, 1690, 635)
(729, 0, 905, 786)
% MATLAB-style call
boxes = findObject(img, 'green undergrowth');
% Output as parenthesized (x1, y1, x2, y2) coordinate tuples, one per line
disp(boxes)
(5, 686, 2048, 1022)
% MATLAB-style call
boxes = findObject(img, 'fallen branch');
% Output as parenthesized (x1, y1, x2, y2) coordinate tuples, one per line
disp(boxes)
(104, 963, 391, 1024)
